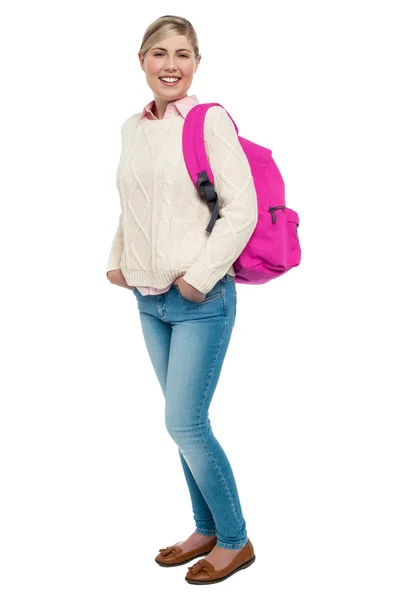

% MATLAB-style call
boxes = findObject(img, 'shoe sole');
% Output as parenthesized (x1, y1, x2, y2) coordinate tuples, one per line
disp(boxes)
(155, 550, 212, 568)
(185, 554, 256, 584)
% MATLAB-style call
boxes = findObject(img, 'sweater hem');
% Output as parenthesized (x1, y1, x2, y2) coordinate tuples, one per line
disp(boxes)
(120, 268, 185, 289)
(119, 264, 236, 292)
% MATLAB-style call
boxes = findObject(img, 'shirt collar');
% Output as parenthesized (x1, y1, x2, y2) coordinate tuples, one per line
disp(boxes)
(140, 94, 200, 120)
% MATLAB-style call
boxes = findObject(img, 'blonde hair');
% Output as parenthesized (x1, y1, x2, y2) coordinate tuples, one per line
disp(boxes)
(139, 15, 200, 60)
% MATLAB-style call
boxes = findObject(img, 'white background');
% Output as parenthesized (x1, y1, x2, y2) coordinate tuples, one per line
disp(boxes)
(1, 1, 398, 598)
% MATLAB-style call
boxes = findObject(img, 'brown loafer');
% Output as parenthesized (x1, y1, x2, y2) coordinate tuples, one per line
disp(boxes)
(185, 538, 255, 584)
(155, 535, 217, 567)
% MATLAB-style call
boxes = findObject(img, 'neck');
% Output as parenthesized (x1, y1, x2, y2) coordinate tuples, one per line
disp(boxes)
(153, 93, 188, 119)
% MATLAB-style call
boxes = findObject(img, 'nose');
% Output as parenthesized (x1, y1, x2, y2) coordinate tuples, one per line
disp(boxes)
(163, 57, 178, 72)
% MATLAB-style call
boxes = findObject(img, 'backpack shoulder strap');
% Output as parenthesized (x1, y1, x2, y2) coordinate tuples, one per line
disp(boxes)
(182, 103, 239, 232)
(182, 102, 238, 186)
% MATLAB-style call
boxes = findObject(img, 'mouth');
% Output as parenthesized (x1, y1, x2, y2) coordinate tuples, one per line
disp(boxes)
(159, 77, 181, 87)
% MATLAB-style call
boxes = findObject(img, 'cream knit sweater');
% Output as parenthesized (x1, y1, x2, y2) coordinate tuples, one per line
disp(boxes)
(105, 104, 258, 295)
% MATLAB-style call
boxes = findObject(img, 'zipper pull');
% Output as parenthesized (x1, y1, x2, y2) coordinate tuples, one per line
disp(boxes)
(269, 206, 286, 224)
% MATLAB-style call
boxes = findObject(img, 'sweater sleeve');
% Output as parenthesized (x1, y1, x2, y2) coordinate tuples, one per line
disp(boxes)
(182, 105, 258, 294)
(105, 212, 124, 277)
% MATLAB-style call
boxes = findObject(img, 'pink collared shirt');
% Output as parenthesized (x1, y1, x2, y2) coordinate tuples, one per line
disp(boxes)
(134, 94, 200, 296)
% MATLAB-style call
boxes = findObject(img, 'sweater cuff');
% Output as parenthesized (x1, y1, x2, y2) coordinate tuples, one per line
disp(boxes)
(182, 260, 224, 295)
(106, 264, 121, 279)
(106, 259, 121, 274)
(105, 247, 123, 276)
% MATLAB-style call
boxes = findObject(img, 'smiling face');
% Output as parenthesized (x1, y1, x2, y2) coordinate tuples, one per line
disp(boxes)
(138, 34, 201, 107)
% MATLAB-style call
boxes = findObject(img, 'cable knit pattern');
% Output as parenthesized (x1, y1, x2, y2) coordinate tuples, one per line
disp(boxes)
(136, 95, 198, 295)
(156, 131, 178, 270)
(105, 95, 258, 295)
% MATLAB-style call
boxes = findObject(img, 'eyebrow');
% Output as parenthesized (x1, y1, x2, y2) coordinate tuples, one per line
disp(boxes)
(151, 47, 192, 53)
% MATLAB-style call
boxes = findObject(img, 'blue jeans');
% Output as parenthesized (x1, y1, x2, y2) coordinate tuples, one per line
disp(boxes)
(132, 274, 248, 549)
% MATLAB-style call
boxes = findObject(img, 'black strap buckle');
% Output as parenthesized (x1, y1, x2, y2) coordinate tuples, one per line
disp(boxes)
(196, 171, 220, 233)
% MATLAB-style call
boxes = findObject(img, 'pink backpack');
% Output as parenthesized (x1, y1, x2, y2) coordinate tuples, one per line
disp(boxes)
(182, 103, 301, 284)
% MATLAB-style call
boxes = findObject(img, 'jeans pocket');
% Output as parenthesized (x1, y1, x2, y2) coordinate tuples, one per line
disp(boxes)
(176, 286, 223, 305)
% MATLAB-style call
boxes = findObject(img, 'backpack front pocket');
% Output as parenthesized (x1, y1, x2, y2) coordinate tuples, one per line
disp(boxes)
(263, 205, 301, 270)
(285, 207, 301, 268)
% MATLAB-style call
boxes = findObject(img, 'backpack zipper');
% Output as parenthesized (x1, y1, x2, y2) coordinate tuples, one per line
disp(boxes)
(269, 205, 286, 224)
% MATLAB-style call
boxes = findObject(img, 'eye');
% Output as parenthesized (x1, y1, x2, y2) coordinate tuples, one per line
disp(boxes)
(154, 53, 189, 58)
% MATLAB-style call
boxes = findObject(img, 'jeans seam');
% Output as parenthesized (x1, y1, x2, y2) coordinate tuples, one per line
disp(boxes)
(216, 538, 248, 549)
(221, 280, 228, 318)
(198, 314, 243, 542)
(196, 527, 217, 535)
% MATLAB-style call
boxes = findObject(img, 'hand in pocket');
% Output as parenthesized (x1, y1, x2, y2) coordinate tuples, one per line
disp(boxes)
(107, 269, 133, 290)
(172, 277, 206, 302)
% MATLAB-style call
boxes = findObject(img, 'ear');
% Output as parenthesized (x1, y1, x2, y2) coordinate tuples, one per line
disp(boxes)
(138, 51, 145, 71)
(195, 55, 202, 72)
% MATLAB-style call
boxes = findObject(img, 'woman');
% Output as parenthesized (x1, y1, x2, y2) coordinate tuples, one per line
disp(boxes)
(106, 15, 257, 585)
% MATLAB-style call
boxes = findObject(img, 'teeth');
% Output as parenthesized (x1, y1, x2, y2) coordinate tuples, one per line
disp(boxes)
(160, 77, 180, 82)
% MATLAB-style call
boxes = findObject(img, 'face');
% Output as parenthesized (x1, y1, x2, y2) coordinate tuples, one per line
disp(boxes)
(138, 35, 201, 103)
